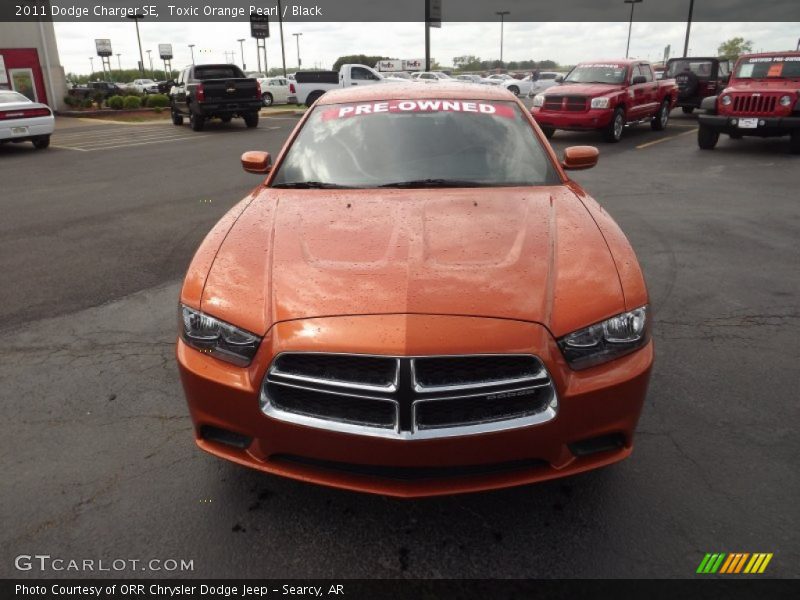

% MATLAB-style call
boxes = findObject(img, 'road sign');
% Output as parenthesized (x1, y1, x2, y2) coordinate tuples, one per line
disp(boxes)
(159, 44, 173, 60)
(428, 0, 442, 28)
(251, 15, 270, 39)
(95, 39, 112, 57)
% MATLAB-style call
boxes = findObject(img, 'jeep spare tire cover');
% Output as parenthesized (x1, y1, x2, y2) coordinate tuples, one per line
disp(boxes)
(676, 71, 699, 99)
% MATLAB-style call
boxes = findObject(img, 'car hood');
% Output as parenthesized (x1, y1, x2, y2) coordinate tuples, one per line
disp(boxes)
(725, 80, 800, 93)
(550, 83, 624, 97)
(200, 187, 625, 338)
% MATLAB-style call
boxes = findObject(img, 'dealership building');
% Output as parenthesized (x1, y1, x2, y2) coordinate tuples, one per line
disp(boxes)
(0, 20, 67, 110)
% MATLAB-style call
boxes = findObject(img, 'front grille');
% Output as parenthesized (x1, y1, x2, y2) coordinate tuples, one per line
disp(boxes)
(261, 353, 557, 439)
(543, 95, 587, 112)
(731, 94, 777, 115)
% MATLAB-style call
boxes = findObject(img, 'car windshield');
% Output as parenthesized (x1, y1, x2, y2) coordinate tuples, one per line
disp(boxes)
(734, 56, 800, 79)
(0, 91, 31, 104)
(666, 60, 714, 78)
(565, 64, 628, 84)
(270, 99, 558, 189)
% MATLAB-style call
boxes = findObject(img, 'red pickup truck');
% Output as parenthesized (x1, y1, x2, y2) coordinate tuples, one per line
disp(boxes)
(531, 59, 678, 142)
(697, 51, 800, 154)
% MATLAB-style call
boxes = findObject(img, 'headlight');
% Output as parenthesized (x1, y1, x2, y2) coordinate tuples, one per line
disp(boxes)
(532, 94, 545, 107)
(558, 306, 649, 370)
(590, 97, 611, 109)
(721, 95, 732, 106)
(779, 95, 792, 107)
(180, 305, 261, 366)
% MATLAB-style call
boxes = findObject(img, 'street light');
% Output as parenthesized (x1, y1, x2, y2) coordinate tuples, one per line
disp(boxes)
(127, 12, 146, 77)
(293, 32, 303, 67)
(146, 49, 154, 79)
(188, 44, 195, 65)
(495, 11, 510, 64)
(624, 0, 643, 59)
(237, 38, 246, 71)
(683, 0, 695, 57)
(116, 53, 122, 71)
(89, 56, 94, 78)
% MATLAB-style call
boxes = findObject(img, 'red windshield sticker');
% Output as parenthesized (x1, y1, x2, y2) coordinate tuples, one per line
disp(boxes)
(321, 100, 516, 121)
(767, 63, 784, 77)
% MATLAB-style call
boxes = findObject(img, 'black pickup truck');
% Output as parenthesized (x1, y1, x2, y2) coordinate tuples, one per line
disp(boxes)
(69, 81, 124, 99)
(169, 64, 262, 131)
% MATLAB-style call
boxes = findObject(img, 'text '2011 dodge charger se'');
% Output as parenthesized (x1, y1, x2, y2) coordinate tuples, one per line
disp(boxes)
(176, 83, 653, 497)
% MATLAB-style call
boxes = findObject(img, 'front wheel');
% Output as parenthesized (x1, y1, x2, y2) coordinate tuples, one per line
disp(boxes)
(697, 124, 719, 150)
(651, 100, 670, 131)
(190, 113, 205, 132)
(540, 126, 555, 139)
(262, 92, 273, 107)
(603, 108, 625, 143)
(32, 135, 50, 150)
(243, 112, 259, 128)
(508, 85, 520, 96)
(682, 106, 694, 115)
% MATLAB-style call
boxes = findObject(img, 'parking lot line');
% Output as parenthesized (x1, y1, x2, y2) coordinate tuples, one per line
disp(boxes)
(74, 135, 210, 151)
(636, 128, 698, 150)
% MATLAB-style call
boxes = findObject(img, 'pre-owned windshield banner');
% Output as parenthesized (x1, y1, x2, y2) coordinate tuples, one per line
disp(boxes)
(5, 0, 797, 22)
(321, 100, 516, 121)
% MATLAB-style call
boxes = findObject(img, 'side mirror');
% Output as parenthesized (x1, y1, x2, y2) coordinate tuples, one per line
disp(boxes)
(554, 75, 564, 83)
(561, 146, 599, 171)
(241, 151, 272, 174)
(631, 75, 647, 85)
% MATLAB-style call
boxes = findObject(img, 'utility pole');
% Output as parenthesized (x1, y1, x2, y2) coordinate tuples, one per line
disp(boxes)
(624, 0, 643, 59)
(127, 13, 146, 77)
(683, 0, 694, 57)
(293, 32, 302, 67)
(116, 53, 121, 71)
(237, 38, 246, 71)
(496, 11, 510, 64)
(146, 49, 154, 79)
(89, 56, 94, 78)
(188, 44, 195, 65)
(277, 0, 287, 77)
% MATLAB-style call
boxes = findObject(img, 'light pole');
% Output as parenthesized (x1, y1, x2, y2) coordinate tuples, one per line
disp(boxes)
(188, 44, 195, 65)
(683, 0, 695, 57)
(293, 33, 303, 67)
(89, 57, 94, 78)
(127, 13, 146, 77)
(624, 0, 643, 59)
(237, 38, 246, 71)
(146, 49, 154, 79)
(277, 0, 287, 77)
(495, 11, 510, 64)
(116, 53, 122, 71)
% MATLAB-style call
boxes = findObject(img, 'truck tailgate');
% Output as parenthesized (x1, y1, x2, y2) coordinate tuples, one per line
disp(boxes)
(201, 79, 259, 102)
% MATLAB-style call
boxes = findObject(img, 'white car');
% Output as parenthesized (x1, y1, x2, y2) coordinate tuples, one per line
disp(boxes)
(258, 76, 291, 106)
(481, 73, 515, 85)
(526, 72, 563, 96)
(455, 74, 483, 83)
(131, 79, 159, 94)
(0, 90, 54, 150)
(412, 71, 454, 82)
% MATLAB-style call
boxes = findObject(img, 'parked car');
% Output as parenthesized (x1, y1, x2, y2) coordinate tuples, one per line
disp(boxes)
(501, 72, 562, 97)
(169, 64, 262, 131)
(482, 73, 515, 85)
(531, 59, 678, 142)
(526, 72, 563, 97)
(697, 51, 800, 153)
(156, 79, 176, 95)
(665, 57, 731, 114)
(68, 81, 123, 99)
(176, 82, 653, 497)
(0, 90, 54, 150)
(455, 74, 483, 83)
(131, 79, 159, 94)
(259, 77, 291, 106)
(412, 71, 455, 82)
(291, 64, 388, 107)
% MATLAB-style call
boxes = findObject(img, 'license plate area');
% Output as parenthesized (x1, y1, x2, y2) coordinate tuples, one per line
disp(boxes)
(11, 126, 29, 136)
(738, 118, 758, 129)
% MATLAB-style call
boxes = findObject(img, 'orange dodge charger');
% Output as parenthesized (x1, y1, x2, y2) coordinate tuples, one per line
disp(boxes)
(177, 83, 653, 497)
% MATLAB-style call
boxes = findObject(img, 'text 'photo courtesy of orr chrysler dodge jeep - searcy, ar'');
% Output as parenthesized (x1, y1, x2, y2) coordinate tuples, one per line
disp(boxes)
(176, 83, 653, 497)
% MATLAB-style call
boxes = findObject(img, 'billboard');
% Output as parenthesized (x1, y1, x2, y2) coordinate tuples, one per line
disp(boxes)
(250, 15, 270, 38)
(428, 0, 442, 28)
(159, 44, 173, 60)
(95, 39, 112, 57)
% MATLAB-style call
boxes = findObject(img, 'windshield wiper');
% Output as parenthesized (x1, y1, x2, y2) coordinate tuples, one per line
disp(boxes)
(378, 179, 494, 188)
(272, 181, 355, 189)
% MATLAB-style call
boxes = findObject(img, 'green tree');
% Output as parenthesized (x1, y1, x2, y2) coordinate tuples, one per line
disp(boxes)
(717, 37, 753, 59)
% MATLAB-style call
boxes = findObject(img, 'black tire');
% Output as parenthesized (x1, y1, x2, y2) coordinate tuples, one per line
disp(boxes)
(171, 109, 183, 126)
(243, 112, 259, 128)
(32, 136, 50, 150)
(262, 92, 274, 107)
(305, 91, 324, 108)
(603, 108, 625, 143)
(651, 100, 670, 131)
(508, 85, 520, 96)
(190, 113, 205, 132)
(682, 106, 694, 115)
(697, 124, 719, 150)
(540, 126, 555, 139)
(790, 131, 800, 155)
(220, 116, 232, 123)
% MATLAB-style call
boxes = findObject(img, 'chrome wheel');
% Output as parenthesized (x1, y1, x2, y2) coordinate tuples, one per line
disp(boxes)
(614, 113, 624, 140)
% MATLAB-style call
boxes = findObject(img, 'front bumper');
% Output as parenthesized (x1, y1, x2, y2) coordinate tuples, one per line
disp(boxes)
(177, 314, 653, 497)
(531, 107, 614, 131)
(698, 113, 800, 136)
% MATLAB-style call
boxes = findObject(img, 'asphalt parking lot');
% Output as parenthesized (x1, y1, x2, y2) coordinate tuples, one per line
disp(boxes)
(1, 109, 798, 579)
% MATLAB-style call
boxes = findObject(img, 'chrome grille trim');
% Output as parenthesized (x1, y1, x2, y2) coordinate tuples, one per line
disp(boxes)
(260, 352, 558, 440)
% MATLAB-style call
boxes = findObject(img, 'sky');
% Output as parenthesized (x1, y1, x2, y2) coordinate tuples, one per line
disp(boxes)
(53, 21, 800, 76)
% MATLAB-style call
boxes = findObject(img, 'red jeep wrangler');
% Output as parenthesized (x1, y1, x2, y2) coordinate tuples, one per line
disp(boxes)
(665, 57, 731, 114)
(531, 59, 677, 142)
(697, 52, 800, 153)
